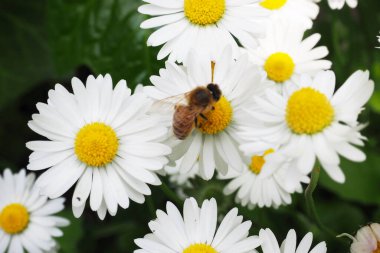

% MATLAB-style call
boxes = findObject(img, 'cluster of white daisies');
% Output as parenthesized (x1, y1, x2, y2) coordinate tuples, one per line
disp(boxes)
(1, 0, 375, 252)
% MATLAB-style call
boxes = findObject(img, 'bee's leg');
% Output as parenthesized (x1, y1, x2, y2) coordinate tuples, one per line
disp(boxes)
(195, 117, 203, 128)
(199, 113, 208, 120)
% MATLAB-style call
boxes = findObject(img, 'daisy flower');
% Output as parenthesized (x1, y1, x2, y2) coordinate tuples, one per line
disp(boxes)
(259, 228, 327, 253)
(134, 197, 261, 253)
(239, 70, 374, 183)
(138, 0, 268, 63)
(258, 0, 319, 29)
(144, 47, 266, 180)
(222, 148, 310, 208)
(313, 0, 358, 9)
(26, 74, 171, 219)
(346, 223, 380, 253)
(248, 19, 331, 88)
(0, 169, 69, 253)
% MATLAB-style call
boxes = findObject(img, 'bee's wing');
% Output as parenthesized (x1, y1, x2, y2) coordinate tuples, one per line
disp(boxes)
(150, 92, 190, 113)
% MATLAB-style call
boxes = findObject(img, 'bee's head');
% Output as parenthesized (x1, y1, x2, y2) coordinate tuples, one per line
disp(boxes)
(207, 83, 221, 101)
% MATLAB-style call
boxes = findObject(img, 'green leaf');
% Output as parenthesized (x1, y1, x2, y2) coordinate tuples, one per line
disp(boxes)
(47, 0, 163, 88)
(319, 147, 380, 205)
(317, 200, 365, 234)
(56, 210, 84, 253)
(0, 0, 55, 109)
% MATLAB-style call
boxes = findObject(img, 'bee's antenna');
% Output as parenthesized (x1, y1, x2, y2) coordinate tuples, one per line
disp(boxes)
(211, 61, 215, 83)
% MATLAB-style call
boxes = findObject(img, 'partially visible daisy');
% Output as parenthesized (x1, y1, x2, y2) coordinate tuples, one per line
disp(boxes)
(138, 0, 268, 63)
(259, 228, 327, 253)
(26, 74, 171, 219)
(313, 0, 358, 9)
(144, 47, 267, 180)
(348, 223, 380, 253)
(222, 149, 309, 209)
(248, 19, 331, 88)
(0, 169, 69, 253)
(166, 159, 200, 186)
(376, 32, 380, 49)
(258, 0, 319, 29)
(134, 197, 261, 253)
(239, 70, 374, 183)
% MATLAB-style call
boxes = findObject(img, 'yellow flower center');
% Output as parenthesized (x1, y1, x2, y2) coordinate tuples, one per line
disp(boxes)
(249, 149, 274, 174)
(184, 0, 226, 26)
(75, 122, 119, 167)
(264, 52, 295, 83)
(260, 0, 288, 10)
(373, 242, 380, 253)
(286, 87, 334, 135)
(197, 96, 233, 135)
(0, 203, 29, 234)
(183, 243, 218, 253)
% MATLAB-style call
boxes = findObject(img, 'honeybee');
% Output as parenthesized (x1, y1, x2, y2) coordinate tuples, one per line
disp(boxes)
(171, 83, 222, 140)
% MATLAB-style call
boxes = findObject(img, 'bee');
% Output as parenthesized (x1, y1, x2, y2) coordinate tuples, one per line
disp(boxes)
(172, 83, 222, 140)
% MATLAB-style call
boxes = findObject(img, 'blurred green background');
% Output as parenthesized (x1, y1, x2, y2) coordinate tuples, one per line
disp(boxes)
(1, 0, 380, 252)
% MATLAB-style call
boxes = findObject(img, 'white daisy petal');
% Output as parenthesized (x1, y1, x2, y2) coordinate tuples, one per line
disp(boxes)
(260, 228, 326, 253)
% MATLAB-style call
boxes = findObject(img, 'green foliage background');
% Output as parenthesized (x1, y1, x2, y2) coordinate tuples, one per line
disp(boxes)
(1, 0, 380, 252)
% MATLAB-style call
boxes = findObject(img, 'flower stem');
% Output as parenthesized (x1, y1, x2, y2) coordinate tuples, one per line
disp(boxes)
(304, 166, 335, 236)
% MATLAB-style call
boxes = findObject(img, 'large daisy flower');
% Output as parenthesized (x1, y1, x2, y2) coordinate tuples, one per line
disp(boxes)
(248, 19, 331, 88)
(222, 149, 309, 208)
(144, 48, 266, 180)
(134, 197, 261, 253)
(259, 228, 327, 253)
(26, 74, 171, 219)
(239, 70, 374, 183)
(138, 0, 268, 63)
(349, 223, 380, 253)
(0, 169, 69, 253)
(313, 0, 358, 9)
(258, 0, 319, 29)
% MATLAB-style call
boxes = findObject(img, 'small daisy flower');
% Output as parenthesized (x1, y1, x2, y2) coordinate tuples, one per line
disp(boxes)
(144, 47, 266, 180)
(26, 74, 171, 219)
(222, 149, 309, 209)
(240, 70, 374, 183)
(258, 0, 319, 29)
(348, 223, 380, 253)
(248, 20, 331, 88)
(313, 0, 358, 9)
(134, 197, 261, 253)
(0, 169, 69, 253)
(138, 0, 268, 63)
(259, 228, 327, 253)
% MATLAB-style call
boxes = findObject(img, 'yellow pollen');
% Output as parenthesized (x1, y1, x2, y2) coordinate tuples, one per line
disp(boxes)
(260, 0, 288, 10)
(286, 87, 334, 135)
(0, 203, 29, 234)
(197, 96, 233, 135)
(249, 149, 274, 175)
(75, 122, 119, 167)
(184, 0, 225, 26)
(183, 243, 218, 253)
(264, 52, 295, 83)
